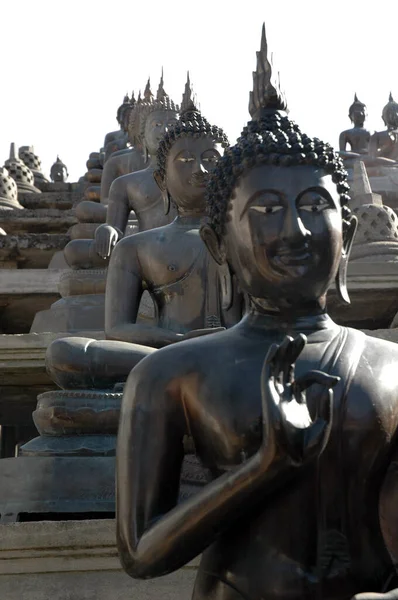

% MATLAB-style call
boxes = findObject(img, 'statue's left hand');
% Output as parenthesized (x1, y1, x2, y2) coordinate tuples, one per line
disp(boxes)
(95, 224, 119, 259)
(261, 334, 340, 465)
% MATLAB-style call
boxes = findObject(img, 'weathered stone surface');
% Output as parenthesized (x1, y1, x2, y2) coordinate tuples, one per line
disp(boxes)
(0, 520, 197, 600)
(68, 222, 99, 240)
(31, 294, 105, 334)
(58, 269, 107, 297)
(0, 234, 69, 269)
(0, 209, 77, 234)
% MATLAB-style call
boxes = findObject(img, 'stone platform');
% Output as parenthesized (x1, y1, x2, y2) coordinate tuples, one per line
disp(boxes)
(0, 519, 198, 599)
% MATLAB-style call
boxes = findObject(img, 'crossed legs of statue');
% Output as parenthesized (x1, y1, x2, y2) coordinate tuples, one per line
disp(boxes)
(46, 338, 155, 390)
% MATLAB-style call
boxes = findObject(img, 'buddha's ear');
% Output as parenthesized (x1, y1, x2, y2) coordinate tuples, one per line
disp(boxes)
(200, 224, 226, 265)
(335, 213, 357, 305)
(153, 172, 171, 215)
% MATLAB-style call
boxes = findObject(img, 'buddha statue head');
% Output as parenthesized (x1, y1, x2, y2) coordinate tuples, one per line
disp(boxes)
(137, 73, 179, 162)
(50, 156, 68, 182)
(4, 143, 41, 194)
(116, 93, 131, 128)
(202, 25, 357, 314)
(348, 94, 367, 128)
(154, 73, 229, 216)
(382, 93, 398, 130)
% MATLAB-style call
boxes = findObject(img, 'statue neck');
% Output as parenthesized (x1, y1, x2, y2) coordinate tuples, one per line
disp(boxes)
(244, 302, 334, 334)
(246, 294, 331, 331)
(174, 213, 207, 227)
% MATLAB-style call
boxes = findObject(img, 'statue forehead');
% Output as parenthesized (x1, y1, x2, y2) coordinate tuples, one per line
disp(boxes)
(146, 108, 178, 124)
(232, 164, 338, 201)
(167, 135, 221, 157)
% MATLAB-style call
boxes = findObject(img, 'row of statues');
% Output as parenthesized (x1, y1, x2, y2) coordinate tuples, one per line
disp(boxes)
(339, 92, 398, 170)
(28, 24, 398, 600)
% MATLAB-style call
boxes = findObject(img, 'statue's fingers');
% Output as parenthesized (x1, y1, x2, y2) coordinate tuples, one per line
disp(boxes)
(352, 592, 398, 600)
(294, 371, 340, 395)
(274, 336, 294, 385)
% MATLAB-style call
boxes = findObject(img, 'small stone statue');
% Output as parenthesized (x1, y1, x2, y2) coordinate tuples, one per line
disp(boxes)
(369, 93, 398, 163)
(115, 25, 398, 600)
(339, 94, 371, 157)
(46, 85, 242, 390)
(95, 72, 179, 258)
(50, 156, 69, 182)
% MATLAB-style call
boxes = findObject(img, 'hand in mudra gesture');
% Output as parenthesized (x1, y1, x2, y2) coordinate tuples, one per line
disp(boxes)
(260, 334, 339, 466)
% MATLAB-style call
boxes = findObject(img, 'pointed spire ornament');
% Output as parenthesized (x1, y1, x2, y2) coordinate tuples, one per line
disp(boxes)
(144, 78, 153, 102)
(180, 72, 200, 116)
(248, 23, 288, 119)
(156, 68, 168, 102)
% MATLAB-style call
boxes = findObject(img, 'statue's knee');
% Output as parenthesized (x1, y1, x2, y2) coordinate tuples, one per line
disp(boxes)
(64, 239, 94, 269)
(46, 337, 95, 389)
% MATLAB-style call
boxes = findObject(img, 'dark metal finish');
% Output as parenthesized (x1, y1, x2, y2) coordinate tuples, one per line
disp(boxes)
(116, 25, 398, 600)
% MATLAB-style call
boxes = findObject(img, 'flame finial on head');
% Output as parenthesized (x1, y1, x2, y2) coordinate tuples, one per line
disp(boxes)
(156, 67, 168, 102)
(180, 71, 200, 116)
(248, 23, 288, 119)
(144, 78, 153, 102)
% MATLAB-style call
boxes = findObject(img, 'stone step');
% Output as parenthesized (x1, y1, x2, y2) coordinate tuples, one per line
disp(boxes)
(0, 234, 69, 269)
(0, 209, 77, 234)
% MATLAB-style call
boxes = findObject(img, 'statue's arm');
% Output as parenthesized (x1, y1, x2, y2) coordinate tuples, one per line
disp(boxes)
(116, 356, 290, 580)
(100, 156, 119, 205)
(339, 131, 348, 151)
(105, 175, 132, 236)
(105, 238, 183, 347)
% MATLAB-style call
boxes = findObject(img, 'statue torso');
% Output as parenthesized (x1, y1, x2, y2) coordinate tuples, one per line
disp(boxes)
(372, 129, 398, 160)
(123, 168, 177, 231)
(135, 221, 226, 332)
(342, 127, 370, 154)
(152, 317, 398, 599)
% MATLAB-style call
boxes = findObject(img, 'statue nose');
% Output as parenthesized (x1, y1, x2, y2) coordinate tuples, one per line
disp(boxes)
(281, 207, 310, 244)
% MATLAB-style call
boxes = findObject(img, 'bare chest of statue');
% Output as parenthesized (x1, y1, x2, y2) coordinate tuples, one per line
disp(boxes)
(127, 173, 175, 231)
(138, 225, 222, 332)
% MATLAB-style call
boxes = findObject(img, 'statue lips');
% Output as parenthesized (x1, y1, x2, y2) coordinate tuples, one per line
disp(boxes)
(189, 173, 208, 188)
(268, 242, 313, 275)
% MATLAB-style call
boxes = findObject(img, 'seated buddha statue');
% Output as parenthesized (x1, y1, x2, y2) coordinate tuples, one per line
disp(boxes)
(103, 93, 135, 161)
(339, 94, 371, 164)
(46, 94, 243, 390)
(99, 85, 150, 208)
(94, 74, 180, 259)
(63, 76, 178, 270)
(369, 93, 398, 164)
(115, 25, 398, 600)
(103, 93, 131, 150)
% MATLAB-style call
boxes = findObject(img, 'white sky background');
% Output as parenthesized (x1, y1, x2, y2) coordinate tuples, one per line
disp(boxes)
(0, 0, 397, 182)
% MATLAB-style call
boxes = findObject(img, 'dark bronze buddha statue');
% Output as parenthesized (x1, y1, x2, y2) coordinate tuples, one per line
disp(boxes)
(47, 83, 242, 390)
(116, 25, 398, 600)
(94, 73, 179, 258)
(103, 93, 131, 150)
(369, 93, 398, 163)
(50, 156, 69, 182)
(339, 94, 371, 158)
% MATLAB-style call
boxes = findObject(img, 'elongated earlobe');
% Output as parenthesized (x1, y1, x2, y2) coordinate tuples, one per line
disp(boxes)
(200, 224, 226, 266)
(164, 191, 171, 215)
(335, 215, 357, 305)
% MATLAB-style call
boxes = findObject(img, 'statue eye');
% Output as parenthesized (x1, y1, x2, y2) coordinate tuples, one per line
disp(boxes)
(178, 156, 194, 163)
(155, 122, 163, 127)
(299, 196, 329, 213)
(251, 205, 283, 215)
(202, 156, 219, 164)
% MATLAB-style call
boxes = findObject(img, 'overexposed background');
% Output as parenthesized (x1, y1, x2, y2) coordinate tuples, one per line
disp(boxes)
(0, 0, 396, 181)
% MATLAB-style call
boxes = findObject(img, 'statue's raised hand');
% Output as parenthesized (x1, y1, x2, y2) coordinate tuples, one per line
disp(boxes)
(95, 224, 119, 259)
(260, 334, 339, 466)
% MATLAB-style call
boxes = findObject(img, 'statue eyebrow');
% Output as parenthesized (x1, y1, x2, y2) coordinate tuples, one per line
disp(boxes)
(240, 189, 283, 219)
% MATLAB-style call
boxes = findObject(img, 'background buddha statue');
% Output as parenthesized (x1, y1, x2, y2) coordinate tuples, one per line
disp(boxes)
(103, 93, 136, 160)
(369, 93, 398, 164)
(94, 72, 179, 259)
(46, 82, 242, 390)
(50, 155, 69, 182)
(115, 24, 398, 600)
(339, 94, 371, 160)
(102, 93, 131, 150)
(99, 85, 149, 209)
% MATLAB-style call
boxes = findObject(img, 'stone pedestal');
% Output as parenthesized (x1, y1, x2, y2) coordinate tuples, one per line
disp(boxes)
(0, 520, 198, 599)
